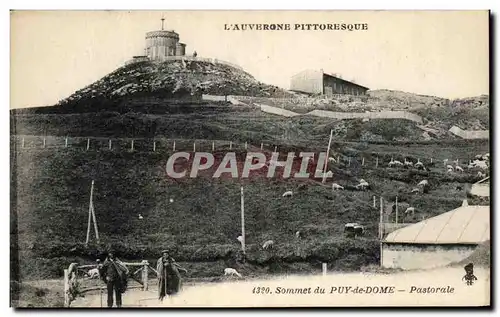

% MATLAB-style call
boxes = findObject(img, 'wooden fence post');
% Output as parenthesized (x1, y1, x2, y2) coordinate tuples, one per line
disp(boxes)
(153, 141, 156, 152)
(108, 139, 112, 150)
(362, 157, 365, 166)
(373, 195, 376, 208)
(21, 137, 25, 148)
(376, 157, 379, 168)
(322, 263, 327, 276)
(395, 196, 399, 224)
(86, 138, 90, 151)
(64, 269, 69, 307)
(65, 137, 68, 148)
(193, 142, 196, 152)
(245, 142, 248, 150)
(348, 157, 351, 166)
(230, 141, 232, 150)
(131, 140, 134, 151)
(43, 137, 46, 148)
(173, 141, 176, 152)
(212, 141, 215, 151)
(142, 260, 149, 291)
(260, 143, 263, 150)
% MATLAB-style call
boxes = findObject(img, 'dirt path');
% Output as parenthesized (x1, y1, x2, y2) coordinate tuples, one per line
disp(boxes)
(71, 267, 490, 307)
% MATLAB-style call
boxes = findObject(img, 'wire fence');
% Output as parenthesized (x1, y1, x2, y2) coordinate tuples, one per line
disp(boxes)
(11, 135, 488, 170)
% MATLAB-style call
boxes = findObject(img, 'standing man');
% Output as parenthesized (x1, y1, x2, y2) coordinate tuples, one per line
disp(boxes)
(99, 251, 129, 308)
(156, 250, 187, 302)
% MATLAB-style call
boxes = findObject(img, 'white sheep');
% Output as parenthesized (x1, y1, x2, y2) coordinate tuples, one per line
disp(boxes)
(446, 164, 454, 170)
(393, 160, 404, 166)
(471, 160, 488, 169)
(328, 157, 336, 163)
(138, 214, 143, 220)
(455, 166, 464, 172)
(477, 171, 485, 178)
(295, 231, 301, 239)
(224, 268, 242, 278)
(388, 158, 403, 167)
(356, 181, 369, 190)
(404, 207, 415, 215)
(417, 180, 429, 186)
(282, 191, 293, 197)
(262, 240, 274, 250)
(86, 268, 100, 279)
(332, 183, 344, 190)
(410, 187, 420, 193)
(325, 171, 334, 178)
(404, 158, 413, 166)
(237, 235, 244, 244)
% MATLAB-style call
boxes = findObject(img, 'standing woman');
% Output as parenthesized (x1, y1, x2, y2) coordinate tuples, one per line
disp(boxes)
(156, 250, 188, 302)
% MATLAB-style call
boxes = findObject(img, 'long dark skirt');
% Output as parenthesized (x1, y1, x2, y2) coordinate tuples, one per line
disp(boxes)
(159, 266, 182, 300)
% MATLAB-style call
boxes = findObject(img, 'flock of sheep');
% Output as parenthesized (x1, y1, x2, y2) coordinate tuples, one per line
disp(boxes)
(137, 152, 489, 281)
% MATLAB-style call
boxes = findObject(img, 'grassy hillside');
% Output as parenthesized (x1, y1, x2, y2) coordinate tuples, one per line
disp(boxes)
(12, 134, 489, 280)
(10, 59, 490, 285)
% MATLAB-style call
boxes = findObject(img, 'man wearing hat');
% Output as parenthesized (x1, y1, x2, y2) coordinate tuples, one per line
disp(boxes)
(99, 251, 129, 307)
(156, 249, 188, 302)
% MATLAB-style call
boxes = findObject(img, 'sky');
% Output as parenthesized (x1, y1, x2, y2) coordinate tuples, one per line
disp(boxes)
(10, 10, 489, 109)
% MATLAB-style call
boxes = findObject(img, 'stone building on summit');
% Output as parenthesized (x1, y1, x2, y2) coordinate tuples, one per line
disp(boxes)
(290, 69, 369, 96)
(127, 18, 188, 64)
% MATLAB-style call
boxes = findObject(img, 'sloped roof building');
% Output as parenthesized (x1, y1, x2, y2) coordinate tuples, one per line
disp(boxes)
(382, 205, 489, 270)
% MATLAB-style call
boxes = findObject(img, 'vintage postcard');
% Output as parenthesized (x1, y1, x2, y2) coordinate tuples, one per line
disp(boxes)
(10, 10, 490, 308)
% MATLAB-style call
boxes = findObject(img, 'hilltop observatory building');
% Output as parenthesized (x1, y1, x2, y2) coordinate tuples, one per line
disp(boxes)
(145, 18, 186, 60)
(127, 18, 188, 64)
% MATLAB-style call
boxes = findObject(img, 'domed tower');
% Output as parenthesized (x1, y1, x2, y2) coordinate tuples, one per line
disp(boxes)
(145, 18, 187, 61)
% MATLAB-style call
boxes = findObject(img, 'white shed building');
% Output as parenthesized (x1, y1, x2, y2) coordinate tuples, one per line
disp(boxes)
(470, 177, 490, 197)
(381, 205, 489, 270)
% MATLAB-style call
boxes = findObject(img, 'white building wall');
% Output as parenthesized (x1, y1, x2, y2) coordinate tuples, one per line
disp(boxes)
(470, 184, 490, 197)
(290, 70, 324, 94)
(382, 244, 477, 270)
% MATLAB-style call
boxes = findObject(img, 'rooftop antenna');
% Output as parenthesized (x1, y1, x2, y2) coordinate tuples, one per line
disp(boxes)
(161, 17, 165, 30)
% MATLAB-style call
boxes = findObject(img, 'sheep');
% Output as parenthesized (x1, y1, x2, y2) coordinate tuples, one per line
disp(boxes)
(138, 214, 143, 220)
(325, 171, 334, 178)
(344, 223, 364, 238)
(388, 158, 403, 167)
(295, 231, 301, 239)
(224, 268, 242, 278)
(328, 157, 336, 163)
(417, 180, 429, 186)
(404, 158, 413, 167)
(477, 171, 485, 178)
(446, 165, 454, 170)
(332, 183, 344, 190)
(262, 240, 274, 250)
(447, 167, 454, 173)
(356, 180, 370, 191)
(410, 187, 420, 194)
(237, 235, 243, 243)
(404, 207, 415, 215)
(455, 166, 464, 172)
(470, 160, 488, 169)
(86, 268, 100, 279)
(393, 160, 404, 166)
(282, 191, 293, 197)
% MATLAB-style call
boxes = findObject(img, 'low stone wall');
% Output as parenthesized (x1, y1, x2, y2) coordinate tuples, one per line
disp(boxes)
(449, 126, 489, 139)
